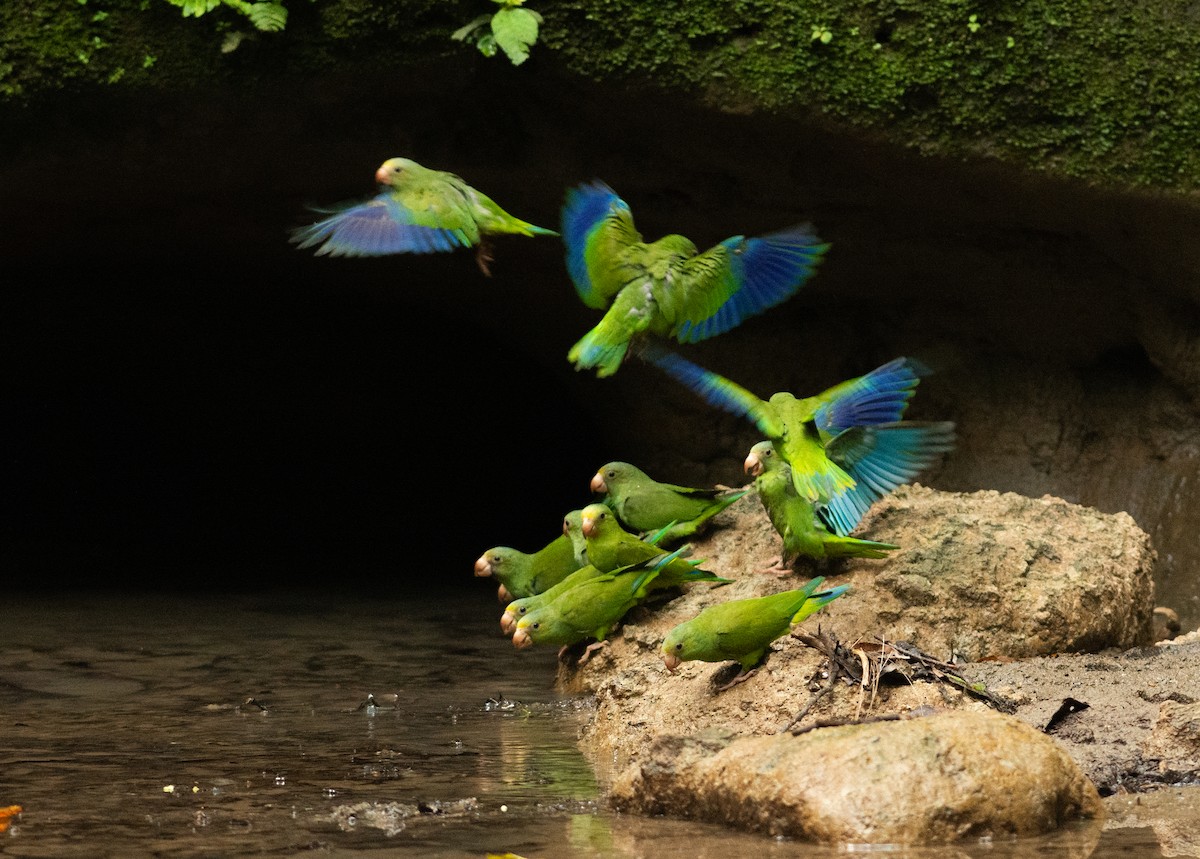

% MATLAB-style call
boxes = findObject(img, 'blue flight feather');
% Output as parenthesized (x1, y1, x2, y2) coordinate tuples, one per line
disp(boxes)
(291, 196, 472, 257)
(561, 181, 623, 309)
(674, 224, 830, 344)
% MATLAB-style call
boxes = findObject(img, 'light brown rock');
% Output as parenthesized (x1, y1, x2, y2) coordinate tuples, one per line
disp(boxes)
(609, 710, 1105, 843)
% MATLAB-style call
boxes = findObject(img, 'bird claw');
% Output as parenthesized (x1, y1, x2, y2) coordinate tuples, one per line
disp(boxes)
(475, 241, 495, 277)
(576, 640, 609, 666)
(715, 666, 759, 693)
(760, 556, 794, 576)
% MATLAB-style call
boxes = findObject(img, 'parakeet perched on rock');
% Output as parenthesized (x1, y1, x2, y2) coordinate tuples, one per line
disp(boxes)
(560, 180, 829, 377)
(291, 157, 558, 275)
(511, 549, 685, 657)
(580, 502, 731, 589)
(744, 440, 899, 573)
(660, 577, 850, 681)
(590, 460, 747, 544)
(474, 511, 585, 602)
(638, 344, 956, 537)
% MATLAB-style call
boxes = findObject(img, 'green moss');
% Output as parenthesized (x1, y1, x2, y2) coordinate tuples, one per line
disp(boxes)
(4, 0, 1199, 192)
(541, 0, 1200, 191)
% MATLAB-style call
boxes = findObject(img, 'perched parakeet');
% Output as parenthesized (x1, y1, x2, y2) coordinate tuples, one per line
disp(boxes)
(291, 157, 559, 275)
(660, 576, 850, 677)
(560, 180, 830, 377)
(474, 511, 585, 602)
(744, 440, 899, 572)
(580, 502, 731, 589)
(590, 460, 748, 544)
(500, 562, 609, 636)
(511, 548, 687, 654)
(638, 343, 956, 537)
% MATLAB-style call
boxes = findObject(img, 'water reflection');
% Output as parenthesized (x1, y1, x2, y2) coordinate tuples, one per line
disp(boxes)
(0, 589, 1184, 857)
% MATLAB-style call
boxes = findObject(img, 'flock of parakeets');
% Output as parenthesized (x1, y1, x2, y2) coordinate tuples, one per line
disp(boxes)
(292, 157, 957, 686)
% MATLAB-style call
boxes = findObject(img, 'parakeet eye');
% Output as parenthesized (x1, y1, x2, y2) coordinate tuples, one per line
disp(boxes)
(606, 469, 617, 478)
(673, 642, 683, 650)
(531, 622, 540, 630)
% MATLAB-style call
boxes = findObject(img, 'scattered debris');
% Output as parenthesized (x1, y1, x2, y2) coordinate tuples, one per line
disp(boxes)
(785, 628, 1017, 731)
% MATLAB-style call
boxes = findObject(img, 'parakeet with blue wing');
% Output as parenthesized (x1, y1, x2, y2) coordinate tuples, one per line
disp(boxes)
(660, 576, 850, 685)
(744, 440, 899, 573)
(292, 157, 558, 275)
(560, 180, 830, 377)
(638, 343, 956, 537)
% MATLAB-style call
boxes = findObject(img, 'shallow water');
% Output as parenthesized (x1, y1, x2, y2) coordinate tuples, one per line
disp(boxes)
(0, 588, 1183, 857)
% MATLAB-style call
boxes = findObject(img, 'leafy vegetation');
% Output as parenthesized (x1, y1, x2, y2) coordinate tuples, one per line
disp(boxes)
(162, 0, 290, 32)
(452, 0, 543, 66)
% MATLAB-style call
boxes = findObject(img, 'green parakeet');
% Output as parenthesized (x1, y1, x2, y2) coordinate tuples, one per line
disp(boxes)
(475, 510, 586, 602)
(560, 181, 830, 377)
(660, 576, 850, 676)
(744, 440, 899, 572)
(590, 460, 748, 544)
(511, 547, 686, 653)
(580, 502, 731, 589)
(291, 157, 558, 275)
(638, 343, 956, 538)
(500, 562, 609, 636)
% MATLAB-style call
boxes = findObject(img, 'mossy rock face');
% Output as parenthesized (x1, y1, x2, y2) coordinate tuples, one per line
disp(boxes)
(5, 0, 1200, 193)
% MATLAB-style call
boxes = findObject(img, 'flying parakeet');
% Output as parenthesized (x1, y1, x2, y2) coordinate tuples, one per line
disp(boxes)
(744, 440, 899, 572)
(660, 576, 850, 679)
(474, 511, 585, 602)
(291, 157, 559, 275)
(580, 502, 731, 589)
(638, 343, 956, 537)
(560, 180, 830, 377)
(590, 460, 748, 544)
(512, 546, 688, 657)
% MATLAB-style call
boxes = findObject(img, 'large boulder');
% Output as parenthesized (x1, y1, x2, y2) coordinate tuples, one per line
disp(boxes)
(554, 485, 1161, 842)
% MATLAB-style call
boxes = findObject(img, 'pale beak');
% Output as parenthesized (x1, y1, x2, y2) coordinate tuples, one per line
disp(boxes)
(474, 555, 492, 577)
(744, 453, 762, 477)
(500, 611, 517, 635)
(662, 653, 682, 673)
(582, 515, 596, 538)
(496, 584, 511, 603)
(512, 628, 532, 649)
(590, 472, 606, 494)
(374, 164, 391, 184)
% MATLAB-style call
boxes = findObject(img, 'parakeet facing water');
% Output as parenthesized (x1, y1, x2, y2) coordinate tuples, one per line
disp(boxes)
(590, 460, 747, 544)
(474, 510, 585, 602)
(511, 549, 685, 654)
(744, 440, 899, 572)
(560, 180, 829, 377)
(291, 157, 558, 275)
(660, 576, 850, 678)
(638, 344, 956, 537)
(580, 502, 731, 589)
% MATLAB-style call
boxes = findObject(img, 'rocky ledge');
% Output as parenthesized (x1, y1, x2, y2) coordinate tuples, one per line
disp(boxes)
(549, 484, 1200, 847)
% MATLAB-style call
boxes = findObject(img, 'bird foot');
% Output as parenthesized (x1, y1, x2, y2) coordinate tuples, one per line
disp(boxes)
(715, 666, 759, 693)
(759, 556, 794, 576)
(576, 640, 609, 665)
(474, 242, 495, 277)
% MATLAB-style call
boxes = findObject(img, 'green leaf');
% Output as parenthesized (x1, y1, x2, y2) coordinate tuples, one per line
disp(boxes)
(477, 32, 498, 58)
(491, 6, 538, 65)
(167, 0, 221, 18)
(451, 13, 492, 42)
(247, 1, 287, 31)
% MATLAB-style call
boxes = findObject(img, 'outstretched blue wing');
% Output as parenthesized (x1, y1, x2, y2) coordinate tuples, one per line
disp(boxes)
(291, 195, 474, 257)
(673, 223, 830, 343)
